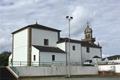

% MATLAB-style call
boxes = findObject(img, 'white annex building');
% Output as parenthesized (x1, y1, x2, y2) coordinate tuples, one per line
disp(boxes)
(9, 23, 102, 66)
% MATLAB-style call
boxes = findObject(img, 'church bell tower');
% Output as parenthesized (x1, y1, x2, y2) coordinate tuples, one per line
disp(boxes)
(82, 23, 95, 44)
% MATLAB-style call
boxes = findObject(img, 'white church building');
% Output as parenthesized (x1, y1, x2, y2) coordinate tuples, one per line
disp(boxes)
(9, 23, 102, 66)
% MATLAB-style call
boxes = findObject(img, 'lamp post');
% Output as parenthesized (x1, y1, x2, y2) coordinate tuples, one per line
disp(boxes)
(66, 16, 73, 77)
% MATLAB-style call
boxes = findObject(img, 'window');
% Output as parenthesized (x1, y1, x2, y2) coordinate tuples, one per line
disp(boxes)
(52, 55, 55, 61)
(44, 39, 48, 45)
(86, 47, 90, 53)
(33, 55, 36, 61)
(72, 45, 75, 51)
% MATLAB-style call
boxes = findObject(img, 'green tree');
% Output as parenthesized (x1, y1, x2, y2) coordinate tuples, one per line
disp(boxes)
(0, 51, 11, 66)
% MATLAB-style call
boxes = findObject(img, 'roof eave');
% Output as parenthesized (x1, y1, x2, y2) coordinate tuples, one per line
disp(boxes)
(12, 24, 61, 34)
(12, 26, 28, 34)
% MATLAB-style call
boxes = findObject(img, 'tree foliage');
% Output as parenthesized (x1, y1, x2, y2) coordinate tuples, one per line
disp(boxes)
(0, 51, 11, 66)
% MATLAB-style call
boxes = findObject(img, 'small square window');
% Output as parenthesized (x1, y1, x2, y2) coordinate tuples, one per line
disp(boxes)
(33, 55, 36, 61)
(44, 39, 48, 45)
(72, 46, 75, 51)
(86, 47, 90, 53)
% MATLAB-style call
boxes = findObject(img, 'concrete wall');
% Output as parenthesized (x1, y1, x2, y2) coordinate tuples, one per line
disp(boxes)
(32, 28, 58, 47)
(20, 77, 118, 80)
(115, 65, 120, 73)
(12, 29, 28, 66)
(98, 65, 114, 71)
(71, 66, 98, 75)
(11, 66, 98, 77)
(98, 64, 120, 73)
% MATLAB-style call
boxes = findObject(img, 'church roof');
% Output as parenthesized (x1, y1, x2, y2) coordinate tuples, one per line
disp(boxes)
(93, 55, 101, 58)
(57, 38, 101, 48)
(57, 38, 82, 44)
(33, 45, 65, 53)
(12, 23, 61, 34)
(80, 41, 102, 48)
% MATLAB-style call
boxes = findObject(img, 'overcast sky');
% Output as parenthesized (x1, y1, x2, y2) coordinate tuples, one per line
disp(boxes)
(0, 0, 120, 57)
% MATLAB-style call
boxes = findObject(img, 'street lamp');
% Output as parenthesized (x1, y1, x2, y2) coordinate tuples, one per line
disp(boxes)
(66, 16, 73, 39)
(66, 16, 73, 77)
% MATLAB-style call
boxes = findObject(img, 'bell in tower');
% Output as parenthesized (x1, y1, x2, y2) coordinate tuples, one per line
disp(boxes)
(82, 22, 95, 44)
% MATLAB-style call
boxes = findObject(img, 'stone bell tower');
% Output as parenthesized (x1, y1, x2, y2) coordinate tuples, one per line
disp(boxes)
(82, 23, 95, 44)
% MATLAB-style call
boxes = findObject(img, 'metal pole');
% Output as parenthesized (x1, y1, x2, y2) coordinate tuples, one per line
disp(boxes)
(66, 16, 73, 77)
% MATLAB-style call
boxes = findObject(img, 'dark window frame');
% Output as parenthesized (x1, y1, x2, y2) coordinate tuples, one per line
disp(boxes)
(52, 55, 55, 61)
(86, 47, 90, 53)
(44, 39, 49, 45)
(72, 45, 75, 51)
(33, 55, 36, 61)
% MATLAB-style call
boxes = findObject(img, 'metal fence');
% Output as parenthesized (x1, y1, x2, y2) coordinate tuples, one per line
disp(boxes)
(9, 61, 82, 67)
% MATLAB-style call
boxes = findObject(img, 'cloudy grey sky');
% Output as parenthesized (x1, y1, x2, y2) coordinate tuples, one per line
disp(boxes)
(0, 0, 120, 57)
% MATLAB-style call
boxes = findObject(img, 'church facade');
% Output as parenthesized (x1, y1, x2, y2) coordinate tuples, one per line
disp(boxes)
(9, 23, 102, 66)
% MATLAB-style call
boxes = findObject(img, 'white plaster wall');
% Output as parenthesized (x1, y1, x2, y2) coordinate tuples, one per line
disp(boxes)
(32, 28, 58, 47)
(40, 52, 66, 63)
(57, 42, 65, 51)
(98, 65, 120, 73)
(98, 64, 120, 73)
(13, 29, 28, 66)
(115, 65, 120, 73)
(31, 46, 39, 66)
(66, 42, 82, 64)
(98, 65, 115, 71)
(81, 47, 101, 63)
(108, 60, 120, 63)
(9, 54, 12, 66)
